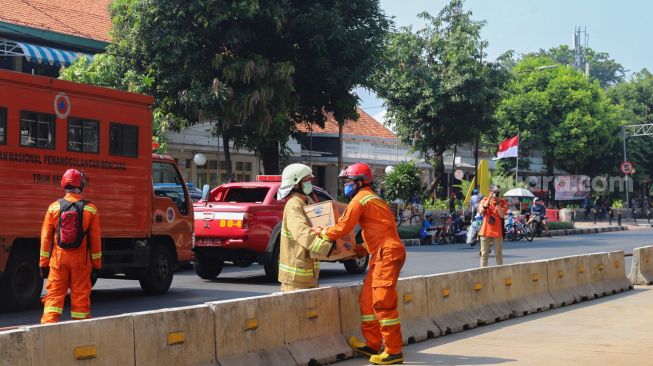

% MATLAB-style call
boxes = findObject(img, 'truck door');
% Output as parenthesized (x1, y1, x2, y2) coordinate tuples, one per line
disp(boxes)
(151, 162, 193, 262)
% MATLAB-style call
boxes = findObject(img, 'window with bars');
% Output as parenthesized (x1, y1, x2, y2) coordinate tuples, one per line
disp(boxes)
(68, 117, 99, 153)
(20, 111, 55, 149)
(0, 108, 6, 145)
(235, 161, 253, 182)
(110, 122, 139, 157)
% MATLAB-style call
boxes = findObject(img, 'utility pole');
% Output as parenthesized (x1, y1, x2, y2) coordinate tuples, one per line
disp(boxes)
(573, 26, 590, 77)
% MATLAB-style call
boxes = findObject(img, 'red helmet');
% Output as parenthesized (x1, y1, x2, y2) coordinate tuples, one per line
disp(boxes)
(60, 169, 85, 189)
(339, 163, 373, 184)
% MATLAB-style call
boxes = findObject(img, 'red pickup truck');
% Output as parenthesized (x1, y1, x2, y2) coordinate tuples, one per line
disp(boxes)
(192, 176, 369, 280)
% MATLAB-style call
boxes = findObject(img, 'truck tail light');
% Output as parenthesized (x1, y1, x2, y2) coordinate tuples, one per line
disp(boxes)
(243, 213, 255, 230)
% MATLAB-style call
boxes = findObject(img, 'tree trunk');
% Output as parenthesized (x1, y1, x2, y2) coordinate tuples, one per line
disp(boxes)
(222, 135, 233, 182)
(546, 156, 555, 203)
(337, 122, 344, 172)
(260, 142, 280, 175)
(426, 150, 446, 199)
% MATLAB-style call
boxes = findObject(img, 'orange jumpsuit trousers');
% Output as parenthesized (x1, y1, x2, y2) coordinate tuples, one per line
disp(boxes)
(40, 193, 102, 323)
(322, 187, 406, 354)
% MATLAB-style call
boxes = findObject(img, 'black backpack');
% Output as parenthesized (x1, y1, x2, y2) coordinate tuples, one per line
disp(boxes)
(56, 199, 89, 249)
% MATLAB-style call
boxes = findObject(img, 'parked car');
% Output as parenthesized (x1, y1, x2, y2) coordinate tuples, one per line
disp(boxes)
(192, 176, 369, 281)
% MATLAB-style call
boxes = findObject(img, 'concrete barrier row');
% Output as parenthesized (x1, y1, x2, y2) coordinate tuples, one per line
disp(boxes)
(0, 251, 632, 366)
(628, 245, 653, 285)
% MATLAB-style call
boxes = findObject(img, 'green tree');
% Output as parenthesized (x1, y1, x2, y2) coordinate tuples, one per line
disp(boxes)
(608, 69, 653, 185)
(382, 161, 422, 203)
(494, 55, 623, 192)
(372, 0, 507, 197)
(108, 0, 389, 175)
(533, 45, 625, 88)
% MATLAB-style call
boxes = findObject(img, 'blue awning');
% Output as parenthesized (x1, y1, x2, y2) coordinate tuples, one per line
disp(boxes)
(15, 41, 93, 67)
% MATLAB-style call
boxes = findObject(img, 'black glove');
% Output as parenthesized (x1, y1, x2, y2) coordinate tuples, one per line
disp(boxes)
(40, 266, 50, 279)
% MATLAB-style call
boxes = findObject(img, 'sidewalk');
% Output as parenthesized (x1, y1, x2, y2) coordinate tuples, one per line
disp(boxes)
(337, 286, 653, 366)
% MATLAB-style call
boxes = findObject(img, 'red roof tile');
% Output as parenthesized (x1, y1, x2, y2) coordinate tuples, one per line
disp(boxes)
(0, 0, 112, 42)
(299, 108, 396, 139)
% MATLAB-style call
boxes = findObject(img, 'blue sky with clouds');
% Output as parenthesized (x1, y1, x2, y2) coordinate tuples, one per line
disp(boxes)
(361, 0, 653, 118)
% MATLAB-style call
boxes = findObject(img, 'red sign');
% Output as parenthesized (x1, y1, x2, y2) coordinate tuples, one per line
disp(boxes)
(621, 161, 634, 175)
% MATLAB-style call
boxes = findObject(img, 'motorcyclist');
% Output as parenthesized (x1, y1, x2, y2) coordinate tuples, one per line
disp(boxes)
(529, 198, 552, 237)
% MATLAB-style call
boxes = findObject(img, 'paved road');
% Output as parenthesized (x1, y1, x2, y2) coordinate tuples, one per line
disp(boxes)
(1, 227, 651, 327)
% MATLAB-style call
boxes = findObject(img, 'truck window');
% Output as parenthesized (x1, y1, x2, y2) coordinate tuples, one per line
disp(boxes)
(110, 122, 138, 157)
(68, 118, 99, 153)
(153, 162, 188, 215)
(221, 187, 269, 203)
(0, 108, 5, 145)
(20, 111, 55, 149)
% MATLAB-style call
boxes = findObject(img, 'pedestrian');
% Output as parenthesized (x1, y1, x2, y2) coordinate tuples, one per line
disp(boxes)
(313, 163, 406, 365)
(40, 169, 102, 323)
(478, 185, 507, 267)
(582, 193, 592, 218)
(419, 212, 437, 244)
(277, 163, 335, 292)
(449, 191, 457, 213)
(470, 189, 482, 218)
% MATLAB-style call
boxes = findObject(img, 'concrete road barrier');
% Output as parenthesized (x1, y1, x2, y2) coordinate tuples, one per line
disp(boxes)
(132, 305, 215, 366)
(426, 271, 476, 334)
(338, 284, 363, 341)
(210, 294, 295, 366)
(283, 287, 352, 366)
(629, 245, 653, 285)
(0, 328, 31, 366)
(606, 251, 632, 293)
(547, 256, 580, 307)
(460, 267, 511, 326)
(589, 252, 625, 298)
(396, 276, 440, 344)
(27, 315, 134, 366)
(494, 262, 554, 318)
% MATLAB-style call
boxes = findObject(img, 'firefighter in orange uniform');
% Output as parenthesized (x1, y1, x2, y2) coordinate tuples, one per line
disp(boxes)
(40, 169, 102, 323)
(314, 163, 406, 365)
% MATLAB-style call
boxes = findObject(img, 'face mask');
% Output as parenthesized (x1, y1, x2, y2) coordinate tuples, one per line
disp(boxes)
(343, 182, 356, 198)
(302, 182, 313, 195)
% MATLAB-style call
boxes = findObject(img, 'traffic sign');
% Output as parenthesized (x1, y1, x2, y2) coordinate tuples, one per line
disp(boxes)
(621, 161, 634, 175)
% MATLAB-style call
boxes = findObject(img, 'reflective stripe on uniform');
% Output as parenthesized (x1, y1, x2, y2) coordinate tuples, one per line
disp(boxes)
(44, 306, 63, 314)
(361, 314, 377, 322)
(279, 263, 314, 276)
(91, 252, 102, 260)
(379, 318, 401, 327)
(40, 250, 50, 258)
(83, 205, 97, 214)
(71, 311, 89, 319)
(281, 230, 294, 239)
(309, 236, 328, 253)
(359, 194, 381, 206)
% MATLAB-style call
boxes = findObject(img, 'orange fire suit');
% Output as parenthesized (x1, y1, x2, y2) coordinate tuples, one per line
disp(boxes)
(40, 193, 102, 323)
(321, 187, 406, 354)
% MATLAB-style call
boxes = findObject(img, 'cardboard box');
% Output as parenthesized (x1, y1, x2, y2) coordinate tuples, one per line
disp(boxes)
(304, 200, 358, 261)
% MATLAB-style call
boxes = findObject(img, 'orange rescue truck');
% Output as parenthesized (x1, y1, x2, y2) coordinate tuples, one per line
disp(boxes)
(0, 69, 194, 309)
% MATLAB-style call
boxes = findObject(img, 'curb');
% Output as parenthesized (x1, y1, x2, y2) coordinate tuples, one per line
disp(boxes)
(550, 226, 627, 237)
(400, 226, 629, 245)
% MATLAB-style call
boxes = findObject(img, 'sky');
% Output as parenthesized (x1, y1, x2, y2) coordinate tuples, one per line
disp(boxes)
(361, 0, 653, 119)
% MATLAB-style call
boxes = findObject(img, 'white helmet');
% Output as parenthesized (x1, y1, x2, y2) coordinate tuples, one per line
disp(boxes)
(277, 163, 313, 200)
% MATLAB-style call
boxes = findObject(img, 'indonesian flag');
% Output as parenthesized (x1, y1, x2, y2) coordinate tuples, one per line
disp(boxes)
(495, 135, 519, 159)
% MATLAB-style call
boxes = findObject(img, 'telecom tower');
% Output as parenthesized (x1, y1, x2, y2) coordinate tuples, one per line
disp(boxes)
(573, 26, 590, 77)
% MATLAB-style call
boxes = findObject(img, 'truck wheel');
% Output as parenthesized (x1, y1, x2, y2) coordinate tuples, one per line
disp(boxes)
(263, 238, 280, 282)
(139, 244, 174, 295)
(0, 250, 43, 310)
(193, 251, 223, 279)
(344, 255, 369, 274)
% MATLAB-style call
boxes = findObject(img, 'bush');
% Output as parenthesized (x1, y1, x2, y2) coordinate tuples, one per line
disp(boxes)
(382, 161, 422, 203)
(549, 222, 575, 230)
(397, 225, 421, 239)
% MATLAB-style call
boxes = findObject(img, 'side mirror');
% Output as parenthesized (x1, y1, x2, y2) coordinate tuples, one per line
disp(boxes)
(202, 184, 210, 201)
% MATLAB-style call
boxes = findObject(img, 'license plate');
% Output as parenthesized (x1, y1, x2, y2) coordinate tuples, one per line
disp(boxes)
(197, 238, 222, 247)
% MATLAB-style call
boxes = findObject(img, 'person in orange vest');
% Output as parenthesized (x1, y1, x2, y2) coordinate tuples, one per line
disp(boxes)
(40, 169, 102, 323)
(313, 163, 406, 365)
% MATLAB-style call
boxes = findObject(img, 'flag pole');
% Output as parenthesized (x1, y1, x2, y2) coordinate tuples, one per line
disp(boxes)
(515, 133, 519, 184)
